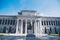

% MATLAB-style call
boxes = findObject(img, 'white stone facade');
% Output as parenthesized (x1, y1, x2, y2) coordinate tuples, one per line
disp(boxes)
(0, 10, 60, 36)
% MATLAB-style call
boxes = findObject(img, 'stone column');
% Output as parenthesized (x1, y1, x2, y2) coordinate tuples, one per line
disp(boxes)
(1, 19, 3, 25)
(34, 20, 37, 34)
(25, 20, 27, 34)
(39, 21, 40, 34)
(40, 20, 42, 34)
(36, 20, 38, 34)
(21, 19, 23, 34)
(16, 19, 19, 34)
(31, 20, 32, 25)
(37, 20, 38, 34)
(31, 20, 33, 34)
(38, 20, 40, 34)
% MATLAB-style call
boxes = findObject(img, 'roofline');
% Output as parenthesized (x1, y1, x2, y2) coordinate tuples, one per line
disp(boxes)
(0, 15, 60, 18)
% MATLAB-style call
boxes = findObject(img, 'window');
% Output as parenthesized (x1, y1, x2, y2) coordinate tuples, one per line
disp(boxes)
(13, 20, 15, 25)
(8, 27, 11, 33)
(49, 27, 52, 34)
(3, 27, 6, 33)
(0, 20, 2, 25)
(51, 21, 53, 25)
(53, 21, 55, 25)
(57, 20, 60, 26)
(10, 20, 12, 25)
(5, 20, 7, 25)
(2, 20, 4, 25)
(54, 27, 58, 34)
(56, 21, 57, 26)
(23, 21, 25, 34)
(44, 21, 46, 25)
(49, 21, 51, 25)
(0, 27, 2, 33)
(45, 27, 47, 34)
(8, 27, 16, 33)
(8, 20, 10, 25)
(41, 21, 43, 25)
(46, 21, 48, 26)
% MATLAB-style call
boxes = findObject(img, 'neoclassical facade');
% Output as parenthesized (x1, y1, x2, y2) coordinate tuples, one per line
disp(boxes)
(0, 10, 60, 36)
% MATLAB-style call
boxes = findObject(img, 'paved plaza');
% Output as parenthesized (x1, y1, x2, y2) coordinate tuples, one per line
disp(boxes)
(0, 35, 60, 40)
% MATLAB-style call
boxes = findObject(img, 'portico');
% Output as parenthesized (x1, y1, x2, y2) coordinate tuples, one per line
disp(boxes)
(16, 18, 41, 36)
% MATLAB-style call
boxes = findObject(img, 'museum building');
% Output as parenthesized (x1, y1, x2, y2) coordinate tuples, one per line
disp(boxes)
(0, 10, 60, 36)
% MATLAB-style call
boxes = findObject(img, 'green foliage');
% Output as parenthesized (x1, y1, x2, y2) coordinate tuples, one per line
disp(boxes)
(49, 34, 59, 37)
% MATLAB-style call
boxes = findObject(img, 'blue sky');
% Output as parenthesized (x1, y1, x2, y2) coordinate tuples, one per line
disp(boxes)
(0, 0, 60, 17)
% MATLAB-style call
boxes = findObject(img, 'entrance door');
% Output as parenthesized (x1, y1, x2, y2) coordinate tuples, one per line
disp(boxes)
(27, 22, 34, 34)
